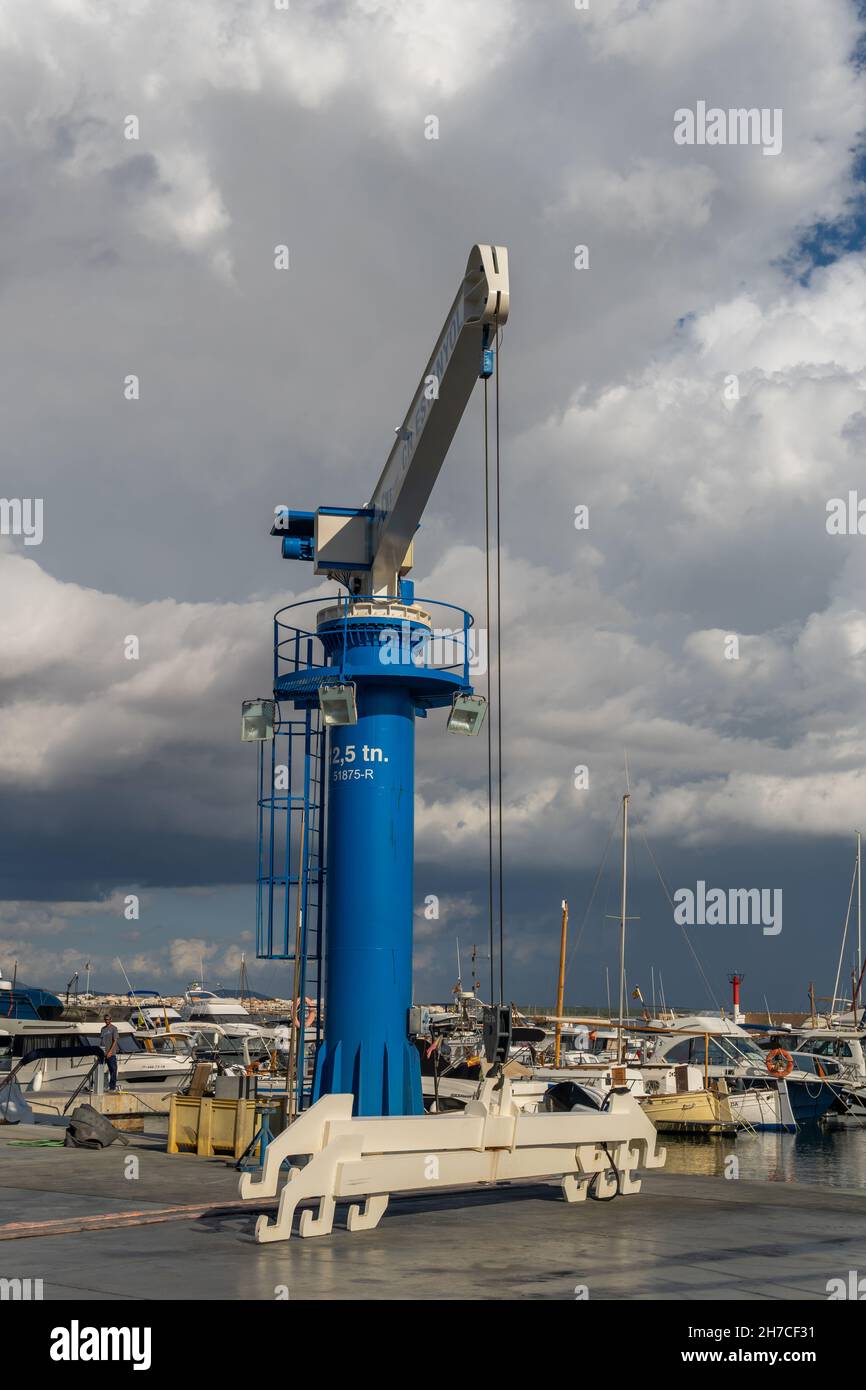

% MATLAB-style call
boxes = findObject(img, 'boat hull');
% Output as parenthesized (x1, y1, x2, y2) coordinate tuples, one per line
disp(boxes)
(640, 1089, 736, 1135)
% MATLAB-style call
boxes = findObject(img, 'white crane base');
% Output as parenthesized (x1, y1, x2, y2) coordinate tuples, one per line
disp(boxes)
(238, 1077, 666, 1243)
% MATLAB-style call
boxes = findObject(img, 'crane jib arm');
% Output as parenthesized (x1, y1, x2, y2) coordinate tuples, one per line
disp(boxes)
(273, 244, 509, 596)
(366, 243, 508, 595)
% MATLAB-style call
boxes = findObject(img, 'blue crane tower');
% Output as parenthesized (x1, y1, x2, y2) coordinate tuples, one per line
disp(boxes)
(247, 245, 509, 1117)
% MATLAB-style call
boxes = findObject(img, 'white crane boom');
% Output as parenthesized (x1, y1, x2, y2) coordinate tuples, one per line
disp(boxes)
(364, 243, 509, 595)
(272, 244, 508, 592)
(273, 245, 509, 596)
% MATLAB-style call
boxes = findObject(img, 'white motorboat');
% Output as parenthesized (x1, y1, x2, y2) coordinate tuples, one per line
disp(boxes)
(645, 1013, 841, 1131)
(772, 1025, 866, 1121)
(0, 1017, 195, 1090)
(180, 989, 271, 1039)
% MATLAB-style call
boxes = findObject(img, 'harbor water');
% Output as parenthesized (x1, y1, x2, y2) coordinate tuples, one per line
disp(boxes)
(663, 1124, 866, 1189)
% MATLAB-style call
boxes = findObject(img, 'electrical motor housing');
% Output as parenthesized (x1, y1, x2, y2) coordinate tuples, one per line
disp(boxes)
(483, 1005, 512, 1065)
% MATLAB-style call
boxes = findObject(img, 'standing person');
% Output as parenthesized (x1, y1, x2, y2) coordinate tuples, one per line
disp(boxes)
(100, 1013, 120, 1092)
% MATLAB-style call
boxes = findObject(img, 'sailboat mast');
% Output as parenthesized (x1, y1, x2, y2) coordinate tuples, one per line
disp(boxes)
(617, 792, 629, 1064)
(554, 899, 568, 1067)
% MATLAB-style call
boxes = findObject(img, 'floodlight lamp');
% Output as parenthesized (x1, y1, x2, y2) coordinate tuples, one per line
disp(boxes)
(241, 699, 275, 742)
(446, 692, 487, 736)
(318, 681, 358, 726)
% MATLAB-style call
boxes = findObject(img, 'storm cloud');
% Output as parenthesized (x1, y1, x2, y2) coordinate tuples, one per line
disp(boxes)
(2, 0, 866, 1006)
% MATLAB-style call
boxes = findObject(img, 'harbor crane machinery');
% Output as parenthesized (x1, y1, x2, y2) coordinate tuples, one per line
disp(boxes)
(239, 245, 668, 1241)
(248, 245, 509, 1117)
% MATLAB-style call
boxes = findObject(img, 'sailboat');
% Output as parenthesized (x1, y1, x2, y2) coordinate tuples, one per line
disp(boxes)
(601, 793, 739, 1133)
(587, 792, 837, 1131)
(764, 832, 866, 1123)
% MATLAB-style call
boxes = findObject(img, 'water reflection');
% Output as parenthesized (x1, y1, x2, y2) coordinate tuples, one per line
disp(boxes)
(661, 1125, 866, 1188)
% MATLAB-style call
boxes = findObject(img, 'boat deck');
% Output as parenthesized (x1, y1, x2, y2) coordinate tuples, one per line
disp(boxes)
(1, 1123, 864, 1300)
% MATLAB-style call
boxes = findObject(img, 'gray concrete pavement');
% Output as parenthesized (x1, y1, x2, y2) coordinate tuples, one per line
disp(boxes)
(1, 1128, 864, 1300)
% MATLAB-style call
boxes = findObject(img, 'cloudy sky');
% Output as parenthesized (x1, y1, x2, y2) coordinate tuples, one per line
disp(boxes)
(2, 0, 866, 1013)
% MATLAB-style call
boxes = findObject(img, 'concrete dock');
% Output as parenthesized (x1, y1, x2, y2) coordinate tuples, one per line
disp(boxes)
(1, 1124, 864, 1300)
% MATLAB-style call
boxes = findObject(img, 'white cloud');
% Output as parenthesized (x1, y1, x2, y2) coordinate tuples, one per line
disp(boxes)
(167, 936, 219, 976)
(0, 893, 126, 937)
(0, 0, 519, 275)
(555, 160, 719, 234)
(0, 549, 274, 795)
(4, 245, 866, 877)
(0, 939, 87, 985)
(1, 1, 866, 1003)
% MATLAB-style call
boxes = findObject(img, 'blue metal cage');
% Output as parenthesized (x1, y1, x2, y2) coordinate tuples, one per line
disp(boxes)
(255, 659, 326, 1107)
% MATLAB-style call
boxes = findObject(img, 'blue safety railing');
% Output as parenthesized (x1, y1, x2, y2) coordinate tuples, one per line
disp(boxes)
(273, 594, 479, 687)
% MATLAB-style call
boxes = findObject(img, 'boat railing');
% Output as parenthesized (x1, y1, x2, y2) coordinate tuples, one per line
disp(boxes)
(0, 1044, 106, 1122)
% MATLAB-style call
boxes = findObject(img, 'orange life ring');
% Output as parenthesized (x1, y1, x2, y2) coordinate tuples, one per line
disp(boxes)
(293, 996, 318, 1029)
(766, 1047, 794, 1078)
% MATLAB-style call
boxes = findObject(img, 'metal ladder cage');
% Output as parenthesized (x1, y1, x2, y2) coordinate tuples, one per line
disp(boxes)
(255, 690, 326, 1109)
(255, 609, 334, 1114)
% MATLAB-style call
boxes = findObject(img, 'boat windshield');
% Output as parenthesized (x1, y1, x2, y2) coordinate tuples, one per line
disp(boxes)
(194, 1034, 271, 1063)
(187, 1011, 250, 1025)
(797, 1037, 854, 1058)
(718, 1035, 766, 1065)
(662, 1034, 767, 1067)
(83, 1032, 142, 1055)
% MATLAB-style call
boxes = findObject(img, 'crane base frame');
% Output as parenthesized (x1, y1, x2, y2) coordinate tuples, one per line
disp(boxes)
(238, 1077, 666, 1242)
